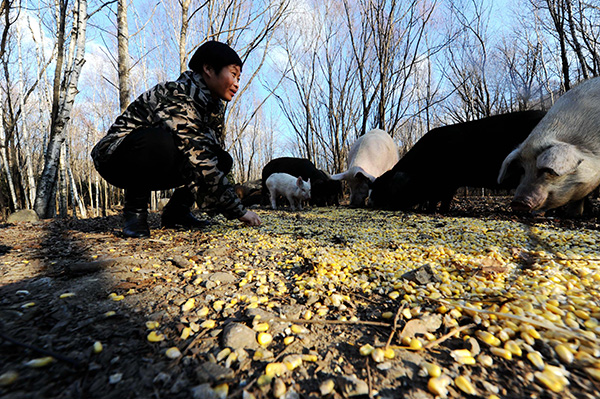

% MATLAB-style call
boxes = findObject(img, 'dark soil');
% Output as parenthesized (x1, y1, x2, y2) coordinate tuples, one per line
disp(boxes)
(0, 196, 599, 399)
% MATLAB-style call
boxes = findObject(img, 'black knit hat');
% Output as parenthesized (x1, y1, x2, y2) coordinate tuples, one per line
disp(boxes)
(188, 41, 243, 74)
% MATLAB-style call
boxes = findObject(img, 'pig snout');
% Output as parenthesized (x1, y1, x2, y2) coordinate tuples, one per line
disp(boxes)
(511, 185, 549, 213)
(510, 200, 533, 212)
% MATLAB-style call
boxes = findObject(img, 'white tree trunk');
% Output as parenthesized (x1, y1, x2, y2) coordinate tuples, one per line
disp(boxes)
(17, 1, 37, 209)
(59, 142, 68, 217)
(117, 0, 130, 112)
(34, 0, 88, 218)
(66, 140, 87, 218)
(0, 108, 19, 210)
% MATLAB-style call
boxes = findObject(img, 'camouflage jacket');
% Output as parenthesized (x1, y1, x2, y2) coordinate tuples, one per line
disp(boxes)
(91, 71, 246, 220)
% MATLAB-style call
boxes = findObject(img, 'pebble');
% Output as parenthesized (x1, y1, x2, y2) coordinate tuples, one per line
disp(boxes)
(190, 383, 220, 399)
(208, 272, 237, 284)
(222, 322, 259, 350)
(336, 375, 369, 397)
(401, 264, 441, 285)
(195, 362, 234, 383)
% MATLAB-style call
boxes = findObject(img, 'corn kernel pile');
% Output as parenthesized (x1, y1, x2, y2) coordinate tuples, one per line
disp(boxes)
(159, 207, 600, 397)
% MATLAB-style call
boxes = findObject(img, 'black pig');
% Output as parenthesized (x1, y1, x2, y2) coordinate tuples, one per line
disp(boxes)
(369, 110, 546, 212)
(261, 157, 342, 206)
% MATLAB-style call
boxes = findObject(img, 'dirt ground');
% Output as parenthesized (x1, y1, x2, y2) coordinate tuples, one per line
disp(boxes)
(1, 197, 600, 399)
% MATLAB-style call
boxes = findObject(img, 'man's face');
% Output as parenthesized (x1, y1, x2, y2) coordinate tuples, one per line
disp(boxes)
(203, 64, 241, 102)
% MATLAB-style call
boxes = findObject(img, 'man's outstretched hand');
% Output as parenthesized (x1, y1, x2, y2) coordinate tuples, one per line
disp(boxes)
(239, 210, 261, 226)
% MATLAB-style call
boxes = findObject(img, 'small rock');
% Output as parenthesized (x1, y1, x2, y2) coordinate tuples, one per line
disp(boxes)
(169, 255, 191, 268)
(208, 272, 237, 284)
(190, 383, 219, 399)
(222, 322, 258, 350)
(153, 372, 171, 385)
(108, 373, 123, 384)
(7, 210, 39, 223)
(336, 375, 369, 397)
(246, 308, 277, 322)
(401, 264, 441, 285)
(195, 362, 234, 383)
(204, 247, 230, 258)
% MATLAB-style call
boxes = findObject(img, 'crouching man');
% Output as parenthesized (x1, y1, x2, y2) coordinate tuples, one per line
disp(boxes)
(91, 41, 261, 237)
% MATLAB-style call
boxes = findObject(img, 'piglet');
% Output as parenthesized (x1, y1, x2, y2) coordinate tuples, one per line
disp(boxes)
(265, 173, 311, 210)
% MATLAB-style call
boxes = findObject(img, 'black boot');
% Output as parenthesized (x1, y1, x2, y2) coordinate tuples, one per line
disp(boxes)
(123, 189, 150, 238)
(161, 187, 211, 229)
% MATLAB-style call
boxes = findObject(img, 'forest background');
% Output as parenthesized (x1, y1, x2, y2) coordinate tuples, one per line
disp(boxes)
(0, 0, 599, 220)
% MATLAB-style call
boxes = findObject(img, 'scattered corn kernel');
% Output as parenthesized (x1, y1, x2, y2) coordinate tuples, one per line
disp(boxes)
(555, 344, 574, 364)
(476, 330, 501, 346)
(428, 375, 451, 397)
(409, 338, 423, 350)
(265, 362, 287, 377)
(527, 351, 545, 371)
(382, 311, 394, 319)
(147, 331, 165, 342)
(421, 362, 441, 378)
(490, 347, 512, 360)
(181, 298, 195, 312)
(257, 332, 273, 346)
(213, 383, 228, 399)
(359, 344, 375, 356)
(0, 370, 18, 386)
(455, 376, 476, 395)
(93, 341, 103, 354)
(165, 347, 181, 359)
(197, 306, 209, 318)
(291, 324, 309, 334)
(384, 348, 395, 359)
(217, 348, 231, 362)
(145, 321, 160, 330)
(24, 357, 54, 368)
(283, 355, 303, 371)
(180, 327, 191, 340)
(200, 320, 216, 329)
(504, 340, 522, 357)
(253, 322, 270, 332)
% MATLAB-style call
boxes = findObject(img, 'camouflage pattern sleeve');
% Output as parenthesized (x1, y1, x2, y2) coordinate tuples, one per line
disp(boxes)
(180, 132, 246, 220)
(161, 79, 246, 220)
(91, 71, 246, 220)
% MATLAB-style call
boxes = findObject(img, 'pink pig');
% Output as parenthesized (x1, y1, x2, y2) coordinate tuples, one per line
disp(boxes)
(265, 173, 311, 211)
(498, 77, 600, 213)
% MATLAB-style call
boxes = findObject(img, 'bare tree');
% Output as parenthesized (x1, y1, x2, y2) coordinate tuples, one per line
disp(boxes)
(117, 0, 130, 111)
(35, 0, 88, 218)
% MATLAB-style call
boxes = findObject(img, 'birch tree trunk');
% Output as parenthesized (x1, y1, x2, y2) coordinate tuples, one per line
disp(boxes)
(59, 142, 68, 217)
(179, 0, 191, 74)
(67, 140, 87, 217)
(34, 0, 88, 218)
(0, 107, 18, 210)
(117, 0, 130, 112)
(16, 1, 37, 209)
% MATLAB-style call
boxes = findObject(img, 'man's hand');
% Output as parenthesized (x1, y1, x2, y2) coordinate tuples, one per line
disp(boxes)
(238, 210, 261, 226)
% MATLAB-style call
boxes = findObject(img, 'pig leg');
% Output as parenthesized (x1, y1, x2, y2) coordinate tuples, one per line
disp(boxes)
(439, 190, 456, 213)
(269, 189, 278, 210)
(287, 195, 297, 211)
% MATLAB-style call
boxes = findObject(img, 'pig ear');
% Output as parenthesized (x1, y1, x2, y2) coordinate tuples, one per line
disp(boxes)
(330, 171, 348, 181)
(537, 143, 583, 176)
(498, 148, 521, 184)
(296, 176, 303, 187)
(354, 169, 376, 184)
